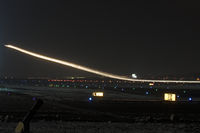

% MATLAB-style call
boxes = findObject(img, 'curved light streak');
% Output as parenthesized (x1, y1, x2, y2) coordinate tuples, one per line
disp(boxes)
(5, 44, 200, 84)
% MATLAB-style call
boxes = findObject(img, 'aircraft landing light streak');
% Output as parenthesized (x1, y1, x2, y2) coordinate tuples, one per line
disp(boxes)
(5, 44, 200, 84)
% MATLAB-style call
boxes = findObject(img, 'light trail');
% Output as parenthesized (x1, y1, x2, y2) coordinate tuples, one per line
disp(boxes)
(5, 44, 200, 84)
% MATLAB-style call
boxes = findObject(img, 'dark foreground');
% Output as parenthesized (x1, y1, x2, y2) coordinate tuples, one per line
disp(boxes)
(1, 91, 200, 122)
(1, 91, 200, 133)
(1, 121, 200, 133)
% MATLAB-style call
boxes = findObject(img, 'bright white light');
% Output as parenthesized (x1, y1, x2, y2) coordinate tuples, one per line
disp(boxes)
(132, 74, 137, 78)
(5, 44, 200, 84)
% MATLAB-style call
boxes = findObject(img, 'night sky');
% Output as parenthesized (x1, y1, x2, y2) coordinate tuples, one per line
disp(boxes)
(0, 0, 200, 78)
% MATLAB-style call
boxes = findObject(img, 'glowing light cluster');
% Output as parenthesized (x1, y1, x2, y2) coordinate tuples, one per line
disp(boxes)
(5, 44, 200, 84)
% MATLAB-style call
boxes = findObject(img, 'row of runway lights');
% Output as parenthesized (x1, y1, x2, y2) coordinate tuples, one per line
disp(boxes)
(49, 83, 192, 100)
(6, 92, 193, 102)
(0, 87, 193, 102)
(49, 84, 189, 95)
(30, 95, 193, 102)
(87, 91, 193, 102)
(88, 96, 193, 102)
(48, 84, 193, 101)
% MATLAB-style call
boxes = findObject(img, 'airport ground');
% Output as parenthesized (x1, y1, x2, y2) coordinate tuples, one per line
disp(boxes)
(1, 85, 200, 132)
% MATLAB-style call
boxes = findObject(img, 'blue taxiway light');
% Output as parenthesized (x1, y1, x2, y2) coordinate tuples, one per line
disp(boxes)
(188, 97, 192, 101)
(88, 97, 93, 101)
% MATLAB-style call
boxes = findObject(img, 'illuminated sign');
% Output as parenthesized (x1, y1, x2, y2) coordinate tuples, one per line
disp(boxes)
(164, 93, 176, 101)
(92, 92, 104, 97)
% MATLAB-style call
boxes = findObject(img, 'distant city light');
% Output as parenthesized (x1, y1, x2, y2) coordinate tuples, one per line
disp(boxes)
(132, 74, 137, 78)
(145, 91, 149, 95)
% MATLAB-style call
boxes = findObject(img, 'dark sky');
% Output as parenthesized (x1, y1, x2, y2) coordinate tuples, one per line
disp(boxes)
(0, 0, 200, 78)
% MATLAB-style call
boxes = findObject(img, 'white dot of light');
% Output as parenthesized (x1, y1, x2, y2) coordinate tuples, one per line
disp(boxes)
(5, 44, 200, 84)
(132, 74, 137, 78)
